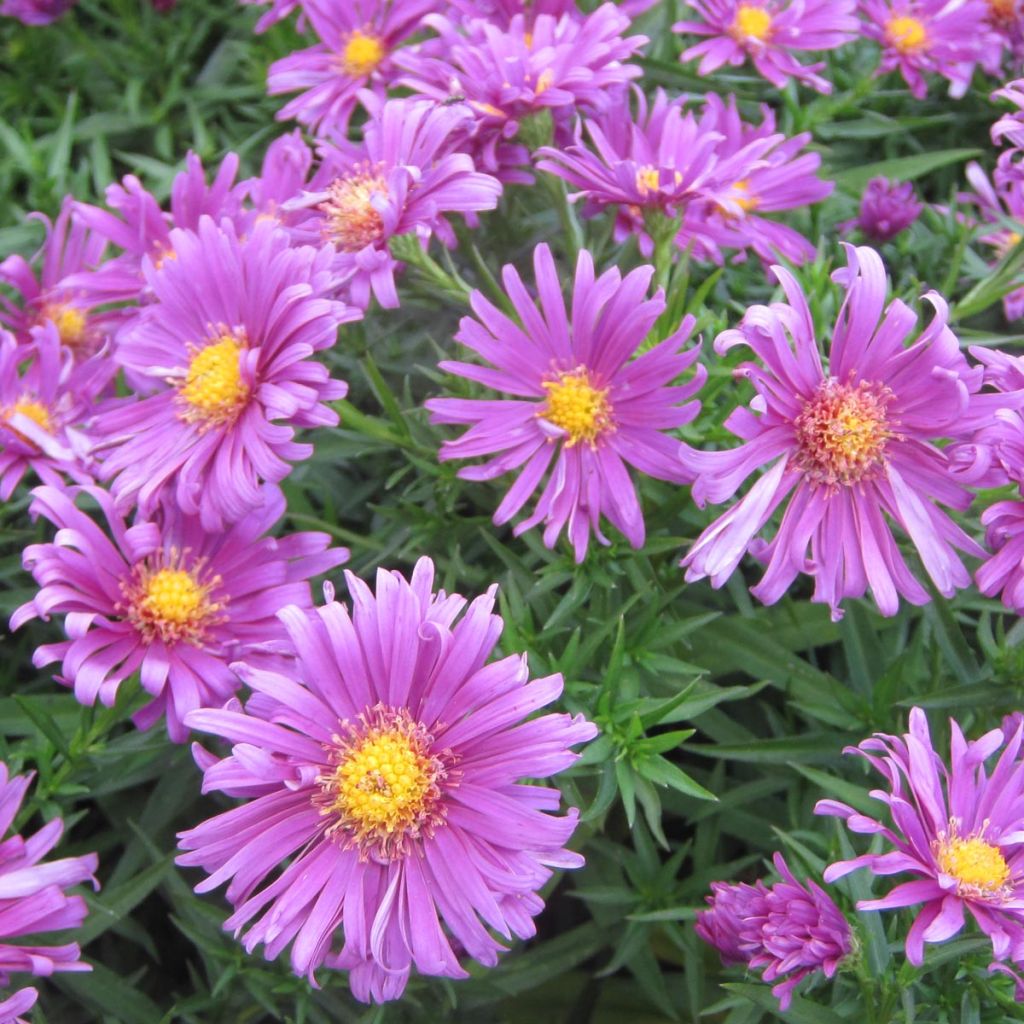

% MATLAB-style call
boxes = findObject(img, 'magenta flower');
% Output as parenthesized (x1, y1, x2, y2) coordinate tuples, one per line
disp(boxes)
(816, 708, 1024, 965)
(177, 557, 595, 1003)
(680, 244, 996, 621)
(860, 0, 995, 99)
(680, 93, 833, 267)
(285, 98, 502, 309)
(977, 500, 1024, 613)
(0, 196, 122, 358)
(840, 177, 923, 243)
(267, 0, 437, 134)
(674, 0, 858, 94)
(0, 325, 112, 499)
(94, 217, 354, 530)
(992, 79, 1024, 175)
(0, 763, 97, 1014)
(240, 0, 300, 33)
(12, 484, 347, 742)
(426, 244, 705, 562)
(696, 878, 767, 965)
(396, 5, 646, 179)
(0, 0, 74, 23)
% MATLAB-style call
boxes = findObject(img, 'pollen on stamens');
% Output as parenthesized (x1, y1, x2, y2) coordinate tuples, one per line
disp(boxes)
(41, 303, 88, 349)
(320, 169, 388, 253)
(793, 377, 895, 487)
(886, 14, 928, 53)
(540, 367, 614, 447)
(338, 28, 385, 78)
(728, 179, 760, 213)
(731, 4, 773, 42)
(177, 333, 250, 427)
(936, 826, 1013, 900)
(315, 705, 452, 860)
(3, 397, 55, 448)
(121, 552, 224, 646)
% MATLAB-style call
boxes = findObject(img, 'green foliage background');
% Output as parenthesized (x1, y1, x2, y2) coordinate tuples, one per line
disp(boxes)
(2, 1, 1024, 1021)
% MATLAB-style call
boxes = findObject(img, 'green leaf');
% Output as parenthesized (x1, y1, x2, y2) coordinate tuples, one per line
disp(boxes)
(832, 148, 982, 192)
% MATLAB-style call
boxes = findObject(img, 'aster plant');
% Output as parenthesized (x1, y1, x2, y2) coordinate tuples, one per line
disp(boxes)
(177, 557, 595, 1002)
(12, 484, 347, 741)
(426, 243, 705, 562)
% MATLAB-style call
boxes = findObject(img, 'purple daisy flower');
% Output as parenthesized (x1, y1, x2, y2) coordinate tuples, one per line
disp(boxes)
(0, 762, 98, 1015)
(94, 217, 355, 530)
(285, 98, 503, 309)
(0, 196, 122, 358)
(12, 484, 347, 742)
(816, 707, 1024, 965)
(0, 325, 112, 499)
(860, 0, 996, 99)
(679, 94, 833, 268)
(240, 0, 300, 33)
(839, 177, 923, 243)
(993, 79, 1024, 156)
(674, 0, 859, 94)
(266, 0, 437, 135)
(0, 0, 74, 23)
(396, 5, 646, 179)
(977, 500, 1024, 613)
(425, 243, 705, 562)
(177, 557, 595, 1003)
(696, 878, 767, 965)
(680, 244, 999, 621)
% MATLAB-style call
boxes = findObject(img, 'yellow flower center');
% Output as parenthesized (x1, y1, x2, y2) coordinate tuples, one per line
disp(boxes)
(730, 179, 760, 213)
(732, 4, 773, 41)
(9, 399, 54, 434)
(123, 556, 223, 646)
(886, 15, 928, 53)
(936, 834, 1012, 899)
(43, 304, 88, 349)
(997, 230, 1023, 259)
(178, 335, 249, 426)
(316, 706, 449, 859)
(794, 379, 894, 487)
(340, 29, 385, 77)
(320, 170, 388, 253)
(541, 368, 613, 447)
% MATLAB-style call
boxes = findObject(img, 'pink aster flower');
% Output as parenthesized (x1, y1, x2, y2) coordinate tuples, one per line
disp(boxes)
(993, 79, 1024, 163)
(0, 196, 121, 358)
(95, 217, 355, 530)
(177, 557, 595, 1003)
(696, 878, 767, 965)
(0, 325, 111, 499)
(977, 500, 1024, 613)
(839, 177, 923, 243)
(680, 94, 833, 267)
(960, 161, 1024, 321)
(396, 5, 645, 179)
(816, 707, 1024, 965)
(285, 98, 502, 309)
(426, 244, 705, 562)
(0, 0, 74, 23)
(860, 0, 995, 99)
(0, 762, 97, 1016)
(674, 0, 859, 94)
(240, 0, 300, 33)
(680, 244, 997, 621)
(12, 484, 347, 742)
(267, 0, 437, 135)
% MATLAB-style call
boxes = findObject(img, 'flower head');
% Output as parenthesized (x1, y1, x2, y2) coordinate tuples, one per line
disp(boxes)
(680, 244, 996, 620)
(696, 878, 767, 965)
(0, 0, 74, 23)
(674, 0, 859, 94)
(0, 326, 111, 499)
(426, 243, 705, 562)
(267, 0, 437, 134)
(840, 177, 923, 243)
(816, 708, 1024, 965)
(860, 0, 996, 99)
(0, 762, 98, 1014)
(177, 557, 595, 1002)
(286, 98, 502, 309)
(12, 484, 347, 741)
(94, 217, 355, 530)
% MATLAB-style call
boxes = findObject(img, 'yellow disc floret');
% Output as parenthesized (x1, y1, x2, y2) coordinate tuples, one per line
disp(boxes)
(794, 378, 894, 487)
(316, 706, 450, 859)
(340, 29, 385, 77)
(886, 15, 928, 53)
(731, 4, 773, 41)
(936, 833, 1012, 899)
(122, 554, 223, 646)
(320, 170, 388, 253)
(9, 399, 54, 434)
(178, 335, 249, 426)
(541, 368, 613, 447)
(43, 304, 88, 349)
